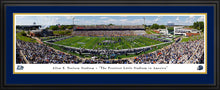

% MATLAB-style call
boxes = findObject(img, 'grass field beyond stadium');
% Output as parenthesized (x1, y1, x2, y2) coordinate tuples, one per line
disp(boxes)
(54, 36, 163, 49)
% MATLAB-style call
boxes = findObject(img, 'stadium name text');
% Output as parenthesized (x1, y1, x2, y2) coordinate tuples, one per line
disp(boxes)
(53, 66, 95, 70)
(52, 66, 168, 70)
(99, 66, 168, 70)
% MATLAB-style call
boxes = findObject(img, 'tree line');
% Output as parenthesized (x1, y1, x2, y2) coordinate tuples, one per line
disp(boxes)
(148, 21, 204, 32)
(190, 21, 204, 32)
(145, 23, 166, 29)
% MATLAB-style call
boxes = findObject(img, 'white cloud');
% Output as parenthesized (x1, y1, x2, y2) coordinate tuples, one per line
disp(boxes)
(16, 16, 69, 26)
(119, 19, 128, 22)
(53, 17, 61, 24)
(176, 17, 179, 21)
(55, 17, 60, 20)
(197, 16, 204, 21)
(16, 16, 25, 19)
(154, 18, 159, 22)
(168, 21, 172, 23)
(39, 17, 61, 25)
(75, 19, 80, 21)
(105, 19, 117, 22)
(154, 16, 162, 22)
(100, 17, 108, 19)
(66, 16, 75, 19)
(131, 19, 143, 23)
(185, 16, 195, 24)
(189, 16, 195, 19)
(101, 18, 144, 25)
(146, 20, 153, 24)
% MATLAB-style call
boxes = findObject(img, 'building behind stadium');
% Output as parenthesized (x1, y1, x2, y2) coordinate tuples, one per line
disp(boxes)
(174, 27, 201, 37)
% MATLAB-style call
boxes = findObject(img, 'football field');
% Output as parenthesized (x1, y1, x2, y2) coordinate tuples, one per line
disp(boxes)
(54, 36, 163, 50)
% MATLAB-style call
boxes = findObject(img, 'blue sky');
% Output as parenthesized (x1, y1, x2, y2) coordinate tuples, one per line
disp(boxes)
(16, 16, 204, 26)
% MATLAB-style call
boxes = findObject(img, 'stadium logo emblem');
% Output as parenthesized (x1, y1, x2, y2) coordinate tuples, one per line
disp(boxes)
(197, 65, 203, 70)
(17, 65, 24, 70)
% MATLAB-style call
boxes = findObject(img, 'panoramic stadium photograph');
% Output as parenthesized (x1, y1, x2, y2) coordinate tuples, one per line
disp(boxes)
(15, 14, 205, 64)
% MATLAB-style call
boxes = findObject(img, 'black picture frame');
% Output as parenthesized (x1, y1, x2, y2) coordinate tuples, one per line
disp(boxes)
(0, 0, 219, 90)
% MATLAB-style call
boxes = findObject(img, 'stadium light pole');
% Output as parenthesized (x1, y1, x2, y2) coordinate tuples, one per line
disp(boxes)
(143, 17, 146, 30)
(173, 27, 176, 42)
(173, 27, 174, 41)
(72, 17, 75, 32)
(73, 17, 75, 25)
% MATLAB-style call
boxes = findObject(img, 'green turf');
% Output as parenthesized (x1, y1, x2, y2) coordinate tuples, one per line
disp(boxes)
(118, 42, 172, 58)
(54, 36, 163, 50)
(47, 38, 172, 59)
(44, 42, 90, 58)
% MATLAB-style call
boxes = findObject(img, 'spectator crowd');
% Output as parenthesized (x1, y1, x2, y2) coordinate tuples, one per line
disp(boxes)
(76, 25, 144, 30)
(133, 39, 204, 64)
(16, 35, 204, 64)
(17, 39, 80, 64)
(17, 39, 133, 64)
